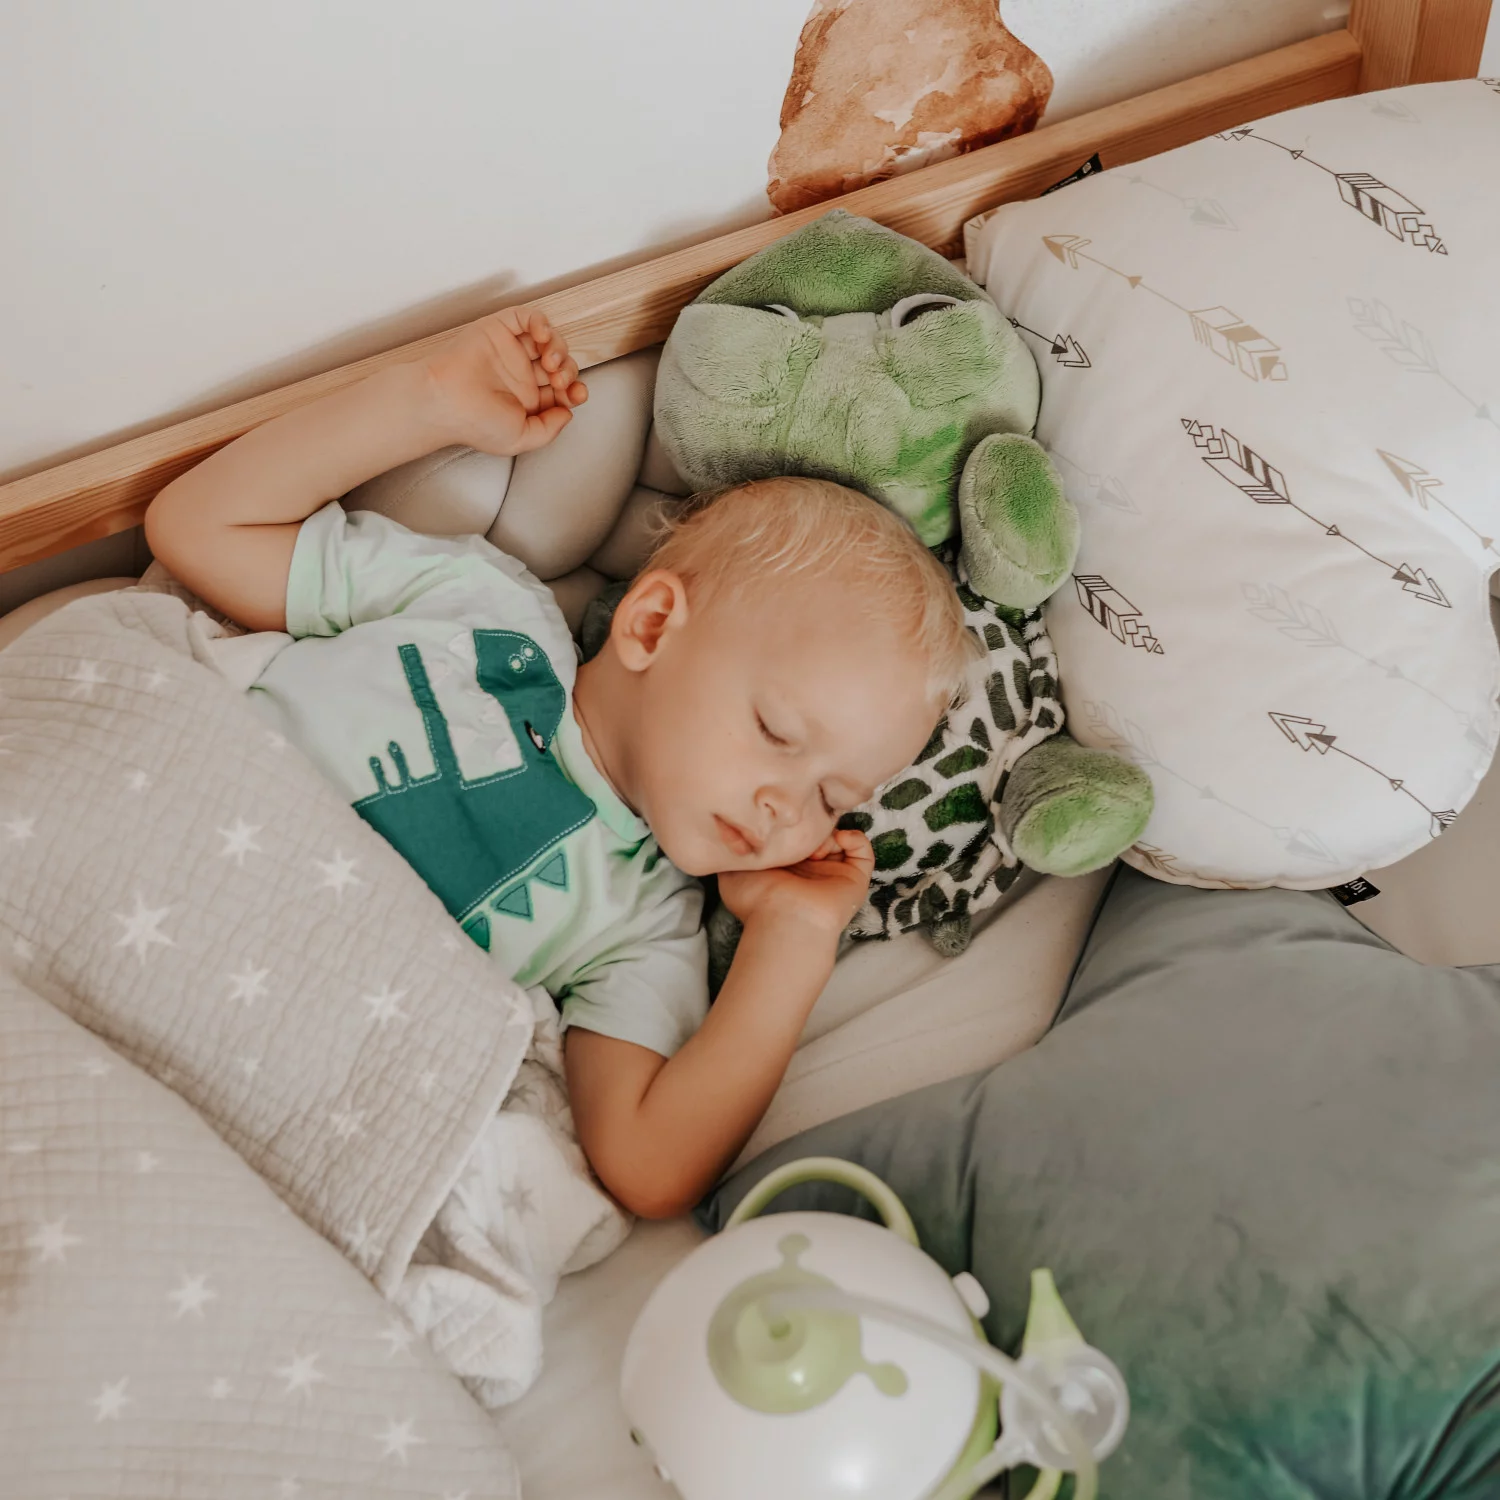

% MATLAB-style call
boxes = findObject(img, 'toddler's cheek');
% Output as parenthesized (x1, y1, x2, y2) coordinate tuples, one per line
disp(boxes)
(650, 811, 717, 880)
(773, 826, 834, 871)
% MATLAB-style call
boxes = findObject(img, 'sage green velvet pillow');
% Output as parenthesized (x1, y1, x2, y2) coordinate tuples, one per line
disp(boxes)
(700, 868, 1500, 1498)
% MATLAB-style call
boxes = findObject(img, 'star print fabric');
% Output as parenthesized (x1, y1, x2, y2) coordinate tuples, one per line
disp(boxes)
(1, 978, 520, 1496)
(0, 588, 609, 1481)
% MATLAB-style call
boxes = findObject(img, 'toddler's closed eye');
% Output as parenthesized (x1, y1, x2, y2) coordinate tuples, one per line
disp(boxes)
(755, 713, 787, 747)
(756, 713, 836, 816)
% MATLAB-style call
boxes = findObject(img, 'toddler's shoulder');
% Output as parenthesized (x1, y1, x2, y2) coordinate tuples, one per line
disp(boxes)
(337, 504, 575, 660)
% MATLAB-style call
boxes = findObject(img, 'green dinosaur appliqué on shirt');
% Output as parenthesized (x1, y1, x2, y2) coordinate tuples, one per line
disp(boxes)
(354, 633, 594, 948)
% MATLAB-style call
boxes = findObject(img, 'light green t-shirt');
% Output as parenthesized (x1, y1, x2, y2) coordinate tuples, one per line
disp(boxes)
(246, 502, 707, 1057)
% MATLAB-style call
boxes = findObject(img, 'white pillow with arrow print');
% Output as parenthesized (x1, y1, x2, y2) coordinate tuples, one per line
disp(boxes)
(965, 78, 1500, 889)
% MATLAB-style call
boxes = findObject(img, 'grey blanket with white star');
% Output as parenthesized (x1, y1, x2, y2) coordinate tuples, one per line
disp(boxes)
(0, 590, 533, 1495)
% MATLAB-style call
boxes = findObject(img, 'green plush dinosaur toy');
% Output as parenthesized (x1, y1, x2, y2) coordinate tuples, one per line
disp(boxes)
(650, 209, 1153, 962)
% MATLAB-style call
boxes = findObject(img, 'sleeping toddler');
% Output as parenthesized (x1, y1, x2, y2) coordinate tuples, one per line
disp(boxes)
(146, 307, 968, 1233)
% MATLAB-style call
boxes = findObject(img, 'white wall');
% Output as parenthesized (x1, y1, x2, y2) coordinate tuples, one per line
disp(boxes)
(6, 0, 1473, 486)
(1004, 0, 1348, 122)
(0, 0, 811, 478)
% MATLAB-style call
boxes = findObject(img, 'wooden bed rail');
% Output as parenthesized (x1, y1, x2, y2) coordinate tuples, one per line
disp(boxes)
(1352, 0, 1493, 89)
(1, 1, 1489, 576)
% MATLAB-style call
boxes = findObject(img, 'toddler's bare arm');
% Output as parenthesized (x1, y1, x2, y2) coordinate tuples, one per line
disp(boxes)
(144, 307, 584, 631)
(567, 830, 873, 1219)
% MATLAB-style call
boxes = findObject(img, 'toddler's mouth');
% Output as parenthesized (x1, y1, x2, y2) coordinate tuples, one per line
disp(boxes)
(714, 816, 762, 858)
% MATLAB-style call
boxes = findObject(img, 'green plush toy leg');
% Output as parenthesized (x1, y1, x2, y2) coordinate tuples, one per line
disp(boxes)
(958, 433, 1080, 610)
(999, 733, 1154, 878)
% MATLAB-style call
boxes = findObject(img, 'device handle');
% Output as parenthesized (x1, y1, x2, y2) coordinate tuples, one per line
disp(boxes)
(723, 1156, 920, 1246)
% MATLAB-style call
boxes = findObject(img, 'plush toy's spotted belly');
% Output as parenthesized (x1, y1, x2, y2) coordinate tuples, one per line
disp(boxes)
(843, 582, 1063, 941)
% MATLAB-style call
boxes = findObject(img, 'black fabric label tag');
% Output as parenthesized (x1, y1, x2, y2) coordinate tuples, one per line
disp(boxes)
(1042, 153, 1104, 195)
(1330, 877, 1381, 906)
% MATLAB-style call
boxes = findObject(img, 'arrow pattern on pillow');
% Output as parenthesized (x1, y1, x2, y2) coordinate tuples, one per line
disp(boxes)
(1183, 421, 1452, 607)
(1126, 174, 1238, 229)
(1216, 129, 1446, 252)
(1085, 699, 1341, 867)
(1041, 235, 1286, 381)
(1050, 448, 1141, 515)
(1131, 842, 1255, 889)
(1074, 574, 1163, 652)
(1132, 842, 1185, 877)
(1009, 317, 1091, 367)
(1376, 450, 1497, 554)
(1347, 299, 1497, 429)
(1241, 583, 1481, 737)
(1269, 713, 1457, 837)
(1369, 95, 1421, 123)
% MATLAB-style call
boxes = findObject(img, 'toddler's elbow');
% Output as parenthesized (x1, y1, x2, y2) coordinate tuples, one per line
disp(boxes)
(599, 1161, 700, 1221)
(573, 1090, 711, 1220)
(617, 1181, 697, 1222)
(142, 494, 169, 561)
(143, 488, 188, 576)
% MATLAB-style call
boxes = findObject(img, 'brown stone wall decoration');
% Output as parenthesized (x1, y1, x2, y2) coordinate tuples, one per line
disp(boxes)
(766, 0, 1054, 214)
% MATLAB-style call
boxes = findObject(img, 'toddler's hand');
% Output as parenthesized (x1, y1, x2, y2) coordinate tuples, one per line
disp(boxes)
(420, 305, 589, 457)
(717, 829, 874, 942)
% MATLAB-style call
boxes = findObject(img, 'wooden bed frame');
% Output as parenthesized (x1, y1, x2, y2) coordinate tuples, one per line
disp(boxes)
(0, 0, 1491, 578)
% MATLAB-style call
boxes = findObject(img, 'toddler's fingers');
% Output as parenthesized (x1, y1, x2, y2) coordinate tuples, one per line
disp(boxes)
(489, 306, 555, 364)
(494, 305, 538, 341)
(543, 368, 584, 411)
(531, 372, 572, 411)
(500, 306, 551, 347)
(512, 404, 572, 453)
(834, 828, 874, 873)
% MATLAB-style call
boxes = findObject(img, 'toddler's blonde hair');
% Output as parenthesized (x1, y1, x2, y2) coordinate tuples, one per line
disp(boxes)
(647, 476, 978, 703)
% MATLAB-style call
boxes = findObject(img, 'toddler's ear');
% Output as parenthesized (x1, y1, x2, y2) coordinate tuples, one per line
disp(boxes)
(610, 569, 689, 672)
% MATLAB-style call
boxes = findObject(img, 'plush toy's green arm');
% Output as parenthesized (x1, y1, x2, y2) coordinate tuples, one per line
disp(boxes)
(958, 433, 1081, 611)
(955, 436, 1152, 884)
(998, 733, 1154, 880)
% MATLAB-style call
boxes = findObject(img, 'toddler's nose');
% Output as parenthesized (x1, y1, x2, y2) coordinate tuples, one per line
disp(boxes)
(756, 785, 801, 832)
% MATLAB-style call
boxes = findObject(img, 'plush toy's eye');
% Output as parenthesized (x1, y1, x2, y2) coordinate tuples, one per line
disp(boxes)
(890, 293, 964, 328)
(763, 303, 803, 323)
